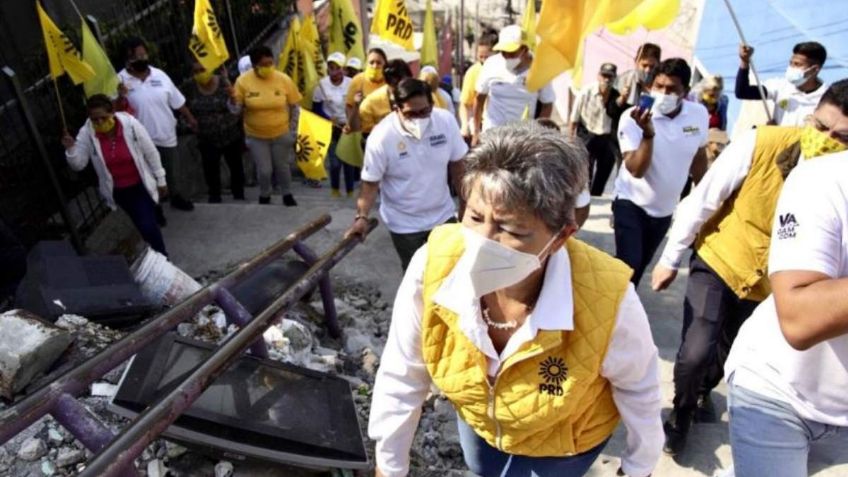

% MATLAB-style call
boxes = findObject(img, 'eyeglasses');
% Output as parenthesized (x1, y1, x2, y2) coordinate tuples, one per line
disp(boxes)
(400, 105, 432, 119)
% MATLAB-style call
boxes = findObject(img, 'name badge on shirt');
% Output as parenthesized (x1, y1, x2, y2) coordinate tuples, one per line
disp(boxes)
(398, 141, 409, 158)
(429, 134, 447, 147)
(149, 79, 163, 87)
(682, 125, 701, 136)
(247, 91, 260, 98)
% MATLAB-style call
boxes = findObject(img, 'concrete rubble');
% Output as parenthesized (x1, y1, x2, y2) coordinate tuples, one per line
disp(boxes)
(0, 280, 465, 476)
(0, 310, 73, 399)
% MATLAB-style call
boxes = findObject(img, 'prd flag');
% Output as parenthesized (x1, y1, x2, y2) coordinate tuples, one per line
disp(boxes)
(419, 0, 437, 67)
(527, 0, 642, 91)
(301, 14, 326, 77)
(605, 0, 680, 35)
(81, 20, 119, 97)
(336, 131, 364, 167)
(371, 0, 414, 51)
(279, 16, 302, 80)
(329, 0, 365, 62)
(296, 109, 332, 180)
(521, 0, 537, 50)
(36, 1, 94, 85)
(189, 0, 230, 72)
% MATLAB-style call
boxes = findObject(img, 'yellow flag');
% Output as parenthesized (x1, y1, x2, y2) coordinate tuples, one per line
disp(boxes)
(420, 0, 437, 67)
(521, 0, 537, 51)
(81, 20, 118, 98)
(279, 17, 302, 82)
(371, 0, 414, 51)
(189, 0, 229, 72)
(301, 14, 326, 77)
(526, 0, 641, 91)
(336, 131, 364, 167)
(329, 0, 365, 62)
(36, 1, 94, 85)
(296, 109, 332, 180)
(606, 0, 680, 35)
(297, 47, 320, 110)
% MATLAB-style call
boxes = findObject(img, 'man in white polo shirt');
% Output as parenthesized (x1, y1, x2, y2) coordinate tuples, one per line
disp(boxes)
(471, 25, 555, 144)
(118, 37, 198, 212)
(613, 58, 708, 286)
(724, 147, 848, 477)
(346, 79, 468, 270)
(736, 41, 828, 126)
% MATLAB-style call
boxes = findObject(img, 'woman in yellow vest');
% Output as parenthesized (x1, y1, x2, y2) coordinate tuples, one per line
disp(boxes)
(368, 122, 663, 477)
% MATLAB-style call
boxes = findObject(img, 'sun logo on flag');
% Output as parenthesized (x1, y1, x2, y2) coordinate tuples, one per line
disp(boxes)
(538, 356, 568, 386)
(295, 134, 313, 163)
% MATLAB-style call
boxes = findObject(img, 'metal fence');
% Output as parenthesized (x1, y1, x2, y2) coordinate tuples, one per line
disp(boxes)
(0, 0, 294, 251)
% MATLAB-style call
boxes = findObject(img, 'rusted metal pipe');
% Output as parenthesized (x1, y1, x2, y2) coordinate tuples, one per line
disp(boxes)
(0, 215, 331, 445)
(293, 241, 341, 338)
(80, 219, 377, 477)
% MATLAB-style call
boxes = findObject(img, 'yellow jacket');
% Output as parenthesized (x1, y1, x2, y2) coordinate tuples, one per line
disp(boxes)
(696, 126, 803, 300)
(421, 224, 631, 456)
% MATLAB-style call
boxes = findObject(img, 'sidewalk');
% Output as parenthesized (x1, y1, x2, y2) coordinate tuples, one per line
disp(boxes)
(162, 181, 847, 476)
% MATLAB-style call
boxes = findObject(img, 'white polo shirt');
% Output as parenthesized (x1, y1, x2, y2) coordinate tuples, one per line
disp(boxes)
(361, 109, 468, 234)
(475, 54, 556, 131)
(313, 76, 352, 125)
(726, 152, 848, 427)
(118, 67, 186, 148)
(763, 77, 828, 127)
(614, 101, 709, 217)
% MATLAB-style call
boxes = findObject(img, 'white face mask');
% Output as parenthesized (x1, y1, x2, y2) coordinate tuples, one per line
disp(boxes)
(459, 226, 560, 298)
(400, 116, 430, 139)
(651, 91, 680, 116)
(504, 56, 522, 72)
(785, 66, 811, 87)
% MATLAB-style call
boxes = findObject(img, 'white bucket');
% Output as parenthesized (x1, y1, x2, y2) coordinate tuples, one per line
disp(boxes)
(131, 248, 201, 306)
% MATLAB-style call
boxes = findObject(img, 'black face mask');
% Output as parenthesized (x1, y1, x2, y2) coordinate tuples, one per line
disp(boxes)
(130, 59, 149, 72)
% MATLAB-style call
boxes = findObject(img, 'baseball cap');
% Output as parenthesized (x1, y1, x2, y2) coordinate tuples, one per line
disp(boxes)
(345, 57, 363, 71)
(493, 25, 525, 53)
(420, 65, 438, 76)
(599, 63, 617, 77)
(327, 52, 346, 67)
(237, 55, 253, 75)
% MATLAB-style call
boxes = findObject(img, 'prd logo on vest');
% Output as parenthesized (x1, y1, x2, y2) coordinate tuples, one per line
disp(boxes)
(538, 356, 568, 396)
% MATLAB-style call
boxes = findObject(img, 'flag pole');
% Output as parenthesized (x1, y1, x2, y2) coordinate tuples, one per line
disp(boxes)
(51, 77, 69, 132)
(721, 0, 773, 122)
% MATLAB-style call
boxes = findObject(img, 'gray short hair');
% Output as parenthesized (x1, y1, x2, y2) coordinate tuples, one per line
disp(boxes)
(462, 122, 589, 231)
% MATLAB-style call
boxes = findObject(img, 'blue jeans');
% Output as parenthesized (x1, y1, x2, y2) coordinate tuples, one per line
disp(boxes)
(729, 383, 848, 477)
(457, 418, 607, 477)
(113, 182, 168, 256)
(327, 139, 357, 193)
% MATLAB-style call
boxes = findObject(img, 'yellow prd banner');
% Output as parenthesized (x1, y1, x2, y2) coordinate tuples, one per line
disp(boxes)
(419, 0, 437, 67)
(329, 0, 365, 62)
(36, 1, 94, 85)
(301, 14, 326, 77)
(189, 0, 230, 72)
(279, 16, 301, 80)
(336, 131, 364, 168)
(370, 0, 414, 51)
(296, 109, 332, 180)
(81, 20, 118, 98)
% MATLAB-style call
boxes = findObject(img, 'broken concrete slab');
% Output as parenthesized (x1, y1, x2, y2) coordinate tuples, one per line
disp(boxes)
(0, 310, 72, 399)
(16, 437, 46, 461)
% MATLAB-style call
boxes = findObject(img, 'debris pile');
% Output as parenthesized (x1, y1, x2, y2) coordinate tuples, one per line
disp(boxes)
(0, 283, 467, 476)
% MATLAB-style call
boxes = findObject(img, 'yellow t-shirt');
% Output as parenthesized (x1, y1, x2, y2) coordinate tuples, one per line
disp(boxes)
(358, 85, 449, 132)
(460, 62, 483, 107)
(345, 72, 385, 107)
(234, 70, 302, 139)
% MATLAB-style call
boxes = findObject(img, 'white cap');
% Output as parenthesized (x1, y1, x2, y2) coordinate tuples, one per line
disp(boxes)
(327, 52, 346, 67)
(493, 25, 525, 53)
(238, 55, 252, 74)
(420, 65, 438, 76)
(345, 57, 363, 70)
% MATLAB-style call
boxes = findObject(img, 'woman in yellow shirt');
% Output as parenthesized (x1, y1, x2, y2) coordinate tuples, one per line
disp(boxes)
(345, 48, 388, 123)
(232, 46, 302, 206)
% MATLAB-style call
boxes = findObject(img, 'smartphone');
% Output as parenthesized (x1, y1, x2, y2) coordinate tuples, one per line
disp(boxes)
(637, 94, 655, 112)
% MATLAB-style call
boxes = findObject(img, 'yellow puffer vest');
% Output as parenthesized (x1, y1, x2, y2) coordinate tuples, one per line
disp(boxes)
(421, 224, 632, 456)
(695, 126, 803, 301)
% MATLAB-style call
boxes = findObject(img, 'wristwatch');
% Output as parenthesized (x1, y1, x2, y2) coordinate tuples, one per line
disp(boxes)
(354, 214, 369, 222)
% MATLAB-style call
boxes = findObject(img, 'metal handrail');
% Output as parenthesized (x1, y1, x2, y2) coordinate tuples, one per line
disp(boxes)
(80, 218, 377, 476)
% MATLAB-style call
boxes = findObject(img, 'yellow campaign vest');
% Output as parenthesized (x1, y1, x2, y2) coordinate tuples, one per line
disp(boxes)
(695, 126, 803, 301)
(421, 224, 632, 457)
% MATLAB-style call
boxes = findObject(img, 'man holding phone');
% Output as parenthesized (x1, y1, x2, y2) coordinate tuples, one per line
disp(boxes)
(612, 58, 709, 286)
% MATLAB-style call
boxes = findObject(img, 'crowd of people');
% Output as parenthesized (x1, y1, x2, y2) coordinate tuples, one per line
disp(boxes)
(56, 20, 848, 477)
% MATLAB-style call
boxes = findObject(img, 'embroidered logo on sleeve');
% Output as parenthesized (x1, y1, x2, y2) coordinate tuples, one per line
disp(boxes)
(777, 213, 799, 239)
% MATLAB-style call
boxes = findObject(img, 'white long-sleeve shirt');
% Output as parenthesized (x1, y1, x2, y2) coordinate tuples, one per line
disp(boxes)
(368, 245, 663, 477)
(658, 130, 758, 269)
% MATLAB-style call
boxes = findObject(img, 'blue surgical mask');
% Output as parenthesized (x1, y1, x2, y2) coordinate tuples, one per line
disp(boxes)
(651, 91, 680, 116)
(785, 66, 811, 87)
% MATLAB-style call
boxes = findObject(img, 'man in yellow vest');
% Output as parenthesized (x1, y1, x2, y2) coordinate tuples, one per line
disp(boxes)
(651, 79, 848, 456)
(368, 122, 663, 477)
